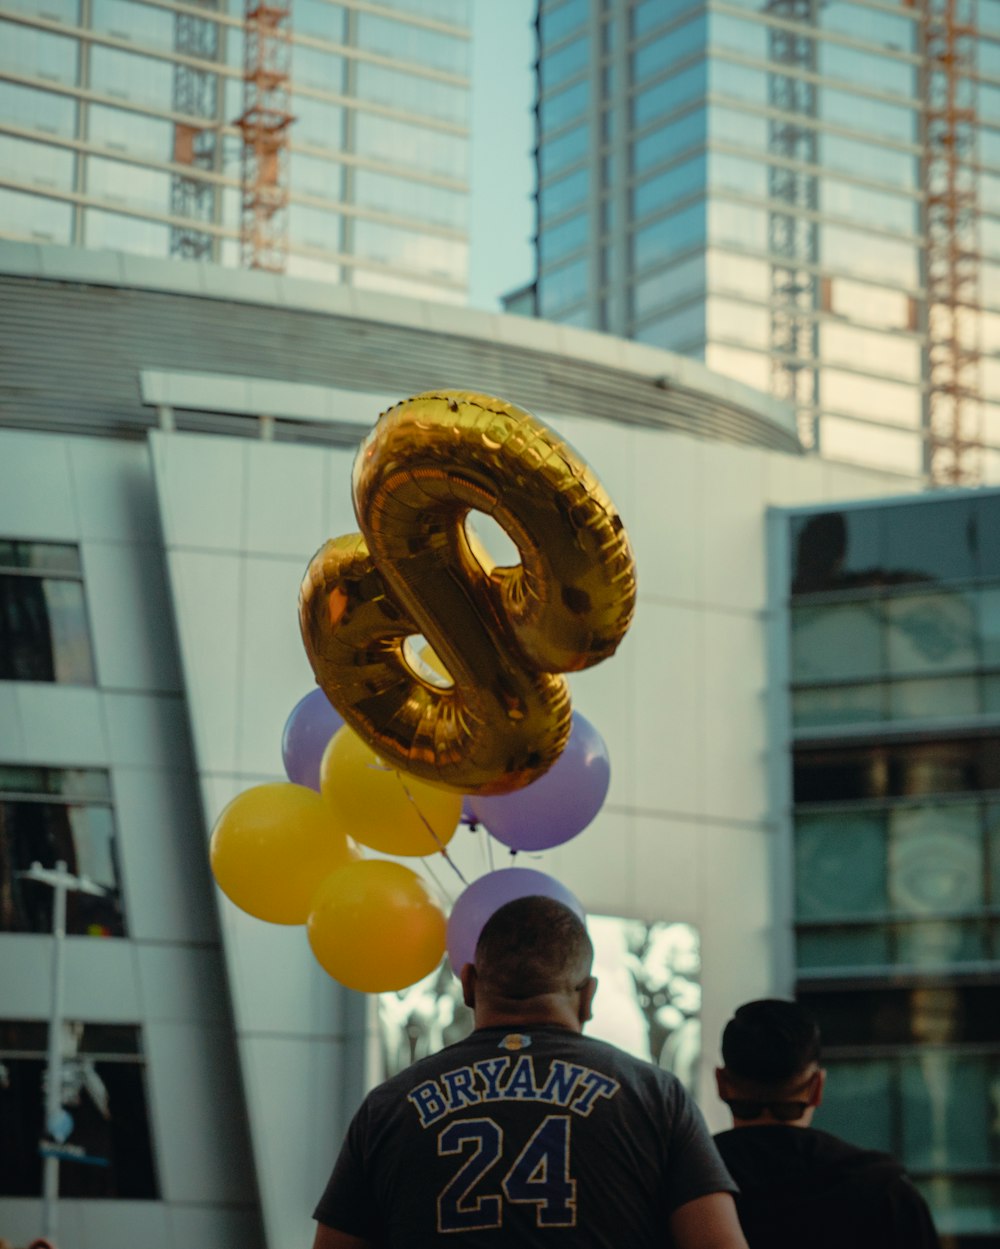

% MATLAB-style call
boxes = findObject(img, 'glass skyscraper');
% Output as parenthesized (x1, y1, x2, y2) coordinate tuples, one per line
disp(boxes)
(0, 0, 469, 301)
(533, 0, 1000, 482)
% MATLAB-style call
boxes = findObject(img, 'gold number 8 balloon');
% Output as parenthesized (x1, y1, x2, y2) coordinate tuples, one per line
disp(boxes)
(299, 390, 637, 796)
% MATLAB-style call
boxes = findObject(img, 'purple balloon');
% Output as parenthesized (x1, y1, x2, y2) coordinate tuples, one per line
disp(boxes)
(281, 688, 344, 791)
(468, 712, 610, 852)
(447, 868, 584, 972)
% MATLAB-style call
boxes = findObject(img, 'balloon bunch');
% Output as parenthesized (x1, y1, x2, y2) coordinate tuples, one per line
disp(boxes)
(210, 390, 636, 997)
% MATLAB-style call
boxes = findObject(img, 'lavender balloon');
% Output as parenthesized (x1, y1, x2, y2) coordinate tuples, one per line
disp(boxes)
(447, 867, 584, 972)
(468, 712, 610, 852)
(281, 688, 344, 791)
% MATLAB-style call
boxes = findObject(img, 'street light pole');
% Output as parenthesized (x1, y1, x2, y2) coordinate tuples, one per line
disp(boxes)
(18, 859, 107, 1243)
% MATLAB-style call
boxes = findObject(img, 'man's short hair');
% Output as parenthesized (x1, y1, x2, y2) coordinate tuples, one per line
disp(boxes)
(474, 896, 592, 999)
(722, 999, 821, 1086)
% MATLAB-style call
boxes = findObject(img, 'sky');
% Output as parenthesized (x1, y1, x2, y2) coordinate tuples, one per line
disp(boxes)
(467, 0, 537, 312)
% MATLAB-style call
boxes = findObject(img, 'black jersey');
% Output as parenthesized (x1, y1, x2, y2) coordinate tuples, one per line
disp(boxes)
(315, 1024, 736, 1247)
(714, 1125, 941, 1249)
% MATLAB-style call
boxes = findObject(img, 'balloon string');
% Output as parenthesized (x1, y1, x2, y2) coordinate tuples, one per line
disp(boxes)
(393, 772, 469, 887)
(416, 853, 455, 909)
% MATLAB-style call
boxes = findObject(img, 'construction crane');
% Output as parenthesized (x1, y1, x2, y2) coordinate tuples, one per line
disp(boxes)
(236, 1, 294, 273)
(923, 0, 982, 485)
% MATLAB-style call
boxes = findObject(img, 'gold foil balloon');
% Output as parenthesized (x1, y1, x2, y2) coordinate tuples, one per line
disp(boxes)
(319, 725, 461, 857)
(307, 859, 447, 992)
(210, 783, 354, 925)
(299, 390, 637, 796)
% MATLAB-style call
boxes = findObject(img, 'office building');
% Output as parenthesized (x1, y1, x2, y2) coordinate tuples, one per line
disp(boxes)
(532, 0, 1000, 484)
(0, 0, 470, 301)
(0, 237, 917, 1246)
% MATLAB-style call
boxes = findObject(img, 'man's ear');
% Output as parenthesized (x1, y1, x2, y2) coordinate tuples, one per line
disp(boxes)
(459, 963, 477, 1009)
(578, 975, 598, 1024)
(809, 1068, 826, 1108)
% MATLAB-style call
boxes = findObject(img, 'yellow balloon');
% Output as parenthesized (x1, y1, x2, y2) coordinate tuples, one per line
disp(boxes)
(320, 726, 461, 857)
(210, 783, 353, 925)
(307, 859, 446, 992)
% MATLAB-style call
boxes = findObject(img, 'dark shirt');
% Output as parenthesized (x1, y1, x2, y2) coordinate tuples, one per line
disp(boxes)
(714, 1125, 941, 1249)
(316, 1024, 736, 1247)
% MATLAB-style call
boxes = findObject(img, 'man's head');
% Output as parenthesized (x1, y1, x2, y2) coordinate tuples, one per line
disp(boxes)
(716, 999, 825, 1128)
(460, 896, 597, 1032)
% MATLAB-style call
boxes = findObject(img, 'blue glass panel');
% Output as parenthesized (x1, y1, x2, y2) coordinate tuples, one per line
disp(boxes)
(540, 32, 589, 91)
(632, 59, 706, 127)
(631, 253, 705, 318)
(819, 42, 916, 97)
(0, 19, 78, 84)
(631, 107, 706, 174)
(356, 11, 469, 75)
(539, 123, 589, 179)
(539, 78, 589, 135)
(539, 209, 589, 266)
(631, 199, 705, 272)
(0, 82, 76, 139)
(901, 1055, 993, 1170)
(539, 166, 589, 224)
(538, 255, 588, 314)
(354, 61, 467, 125)
(294, 0, 346, 42)
(819, 133, 918, 190)
(540, 0, 588, 48)
(820, 0, 917, 51)
(820, 88, 917, 143)
(631, 15, 706, 85)
(631, 154, 706, 219)
(634, 300, 704, 350)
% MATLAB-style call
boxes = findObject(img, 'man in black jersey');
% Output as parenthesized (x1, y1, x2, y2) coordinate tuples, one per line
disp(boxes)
(713, 999, 941, 1249)
(313, 896, 748, 1249)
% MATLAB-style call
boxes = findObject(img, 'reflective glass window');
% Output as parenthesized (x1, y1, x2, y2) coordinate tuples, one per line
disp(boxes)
(0, 20, 78, 84)
(792, 683, 885, 729)
(817, 1061, 894, 1154)
(981, 82, 1000, 124)
(980, 213, 1000, 261)
(826, 278, 915, 331)
(819, 133, 917, 189)
(820, 87, 916, 142)
(356, 12, 469, 75)
(371, 0, 468, 24)
(91, 0, 176, 51)
(708, 152, 767, 199)
(88, 105, 172, 161)
(884, 592, 977, 675)
(983, 0, 1000, 36)
(706, 296, 769, 348)
(539, 122, 589, 179)
(355, 61, 467, 125)
(632, 60, 706, 127)
(703, 342, 769, 389)
(980, 126, 1000, 169)
(820, 0, 917, 51)
(0, 1019, 157, 1197)
(84, 209, 170, 256)
(0, 765, 124, 936)
(293, 44, 345, 93)
(631, 253, 705, 319)
(634, 300, 704, 350)
(821, 179, 918, 233)
(818, 42, 916, 97)
(0, 541, 93, 682)
(979, 586, 1000, 664)
(796, 810, 887, 919)
(293, 96, 345, 150)
(539, 209, 589, 266)
(294, 0, 346, 43)
(710, 105, 768, 150)
(977, 35, 1000, 78)
(791, 600, 883, 682)
(0, 187, 72, 243)
(4, 0, 77, 21)
(819, 414, 921, 475)
(0, 82, 76, 139)
(354, 113, 467, 179)
(541, 32, 590, 92)
(707, 199, 766, 250)
(821, 223, 918, 286)
(707, 250, 769, 299)
(707, 58, 766, 105)
(631, 15, 705, 85)
(353, 218, 467, 282)
(631, 198, 706, 271)
(900, 1054, 995, 1172)
(888, 675, 979, 721)
(631, 154, 705, 219)
(631, 107, 706, 174)
(0, 135, 74, 193)
(540, 78, 589, 135)
(884, 498, 978, 583)
(290, 152, 342, 202)
(539, 165, 589, 224)
(540, 0, 588, 47)
(888, 803, 983, 916)
(288, 201, 341, 250)
(286, 253, 342, 282)
(353, 169, 465, 230)
(708, 12, 768, 57)
(821, 369, 920, 427)
(820, 323, 920, 380)
(87, 156, 171, 213)
(538, 255, 588, 314)
(790, 507, 882, 594)
(90, 45, 174, 108)
(796, 924, 891, 969)
(630, 0, 701, 38)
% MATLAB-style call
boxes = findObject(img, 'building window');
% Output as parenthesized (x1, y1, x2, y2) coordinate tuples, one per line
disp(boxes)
(0, 765, 125, 937)
(0, 1020, 158, 1198)
(0, 540, 95, 684)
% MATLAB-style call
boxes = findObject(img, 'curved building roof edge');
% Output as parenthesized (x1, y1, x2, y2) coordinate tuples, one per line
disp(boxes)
(0, 239, 800, 451)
